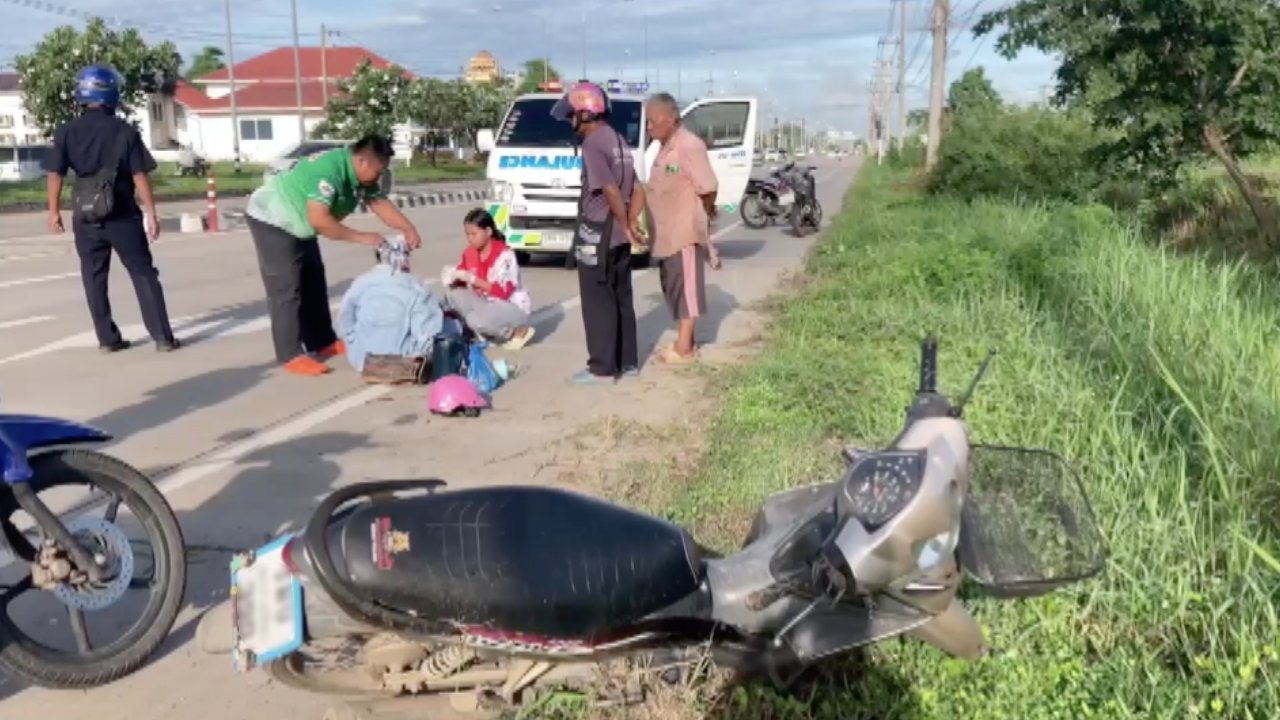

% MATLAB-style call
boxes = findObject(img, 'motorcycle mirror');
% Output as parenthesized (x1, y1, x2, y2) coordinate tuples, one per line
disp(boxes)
(950, 349, 997, 417)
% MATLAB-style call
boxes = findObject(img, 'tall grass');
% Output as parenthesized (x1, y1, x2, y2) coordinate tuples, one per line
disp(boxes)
(668, 164, 1280, 718)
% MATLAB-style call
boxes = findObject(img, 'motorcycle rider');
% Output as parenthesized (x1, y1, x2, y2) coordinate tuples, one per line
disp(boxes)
(45, 65, 181, 353)
(552, 82, 647, 384)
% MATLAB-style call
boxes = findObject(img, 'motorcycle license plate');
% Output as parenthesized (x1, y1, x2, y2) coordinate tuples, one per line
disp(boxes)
(777, 191, 795, 206)
(229, 534, 303, 672)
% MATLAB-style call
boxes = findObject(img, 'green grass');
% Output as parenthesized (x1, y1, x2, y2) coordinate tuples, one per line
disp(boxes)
(664, 163, 1280, 718)
(0, 156, 484, 209)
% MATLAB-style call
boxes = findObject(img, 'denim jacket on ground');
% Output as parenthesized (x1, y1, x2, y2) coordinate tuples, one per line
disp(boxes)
(337, 265, 444, 370)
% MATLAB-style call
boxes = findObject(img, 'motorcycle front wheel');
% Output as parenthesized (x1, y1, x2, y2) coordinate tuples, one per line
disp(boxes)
(0, 449, 187, 688)
(739, 194, 770, 229)
(808, 199, 824, 229)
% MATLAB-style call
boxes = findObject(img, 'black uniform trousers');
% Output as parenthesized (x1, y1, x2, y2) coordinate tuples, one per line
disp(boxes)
(73, 216, 175, 347)
(577, 243, 638, 376)
(247, 216, 339, 364)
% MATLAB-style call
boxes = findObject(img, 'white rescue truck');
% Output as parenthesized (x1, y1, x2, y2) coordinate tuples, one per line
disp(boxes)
(476, 86, 758, 268)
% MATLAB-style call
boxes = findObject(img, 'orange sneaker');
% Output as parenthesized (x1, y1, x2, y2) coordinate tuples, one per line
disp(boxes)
(282, 355, 331, 376)
(316, 340, 346, 360)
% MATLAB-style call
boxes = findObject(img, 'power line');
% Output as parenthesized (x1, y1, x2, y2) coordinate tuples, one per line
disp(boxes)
(0, 0, 320, 44)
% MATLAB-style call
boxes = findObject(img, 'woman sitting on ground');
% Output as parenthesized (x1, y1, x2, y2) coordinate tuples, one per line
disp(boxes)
(441, 209, 535, 350)
(338, 237, 443, 371)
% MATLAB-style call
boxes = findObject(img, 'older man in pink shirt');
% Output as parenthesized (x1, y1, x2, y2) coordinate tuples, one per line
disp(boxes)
(642, 92, 721, 364)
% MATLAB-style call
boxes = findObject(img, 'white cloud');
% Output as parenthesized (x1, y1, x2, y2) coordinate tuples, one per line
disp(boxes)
(1, 0, 1058, 134)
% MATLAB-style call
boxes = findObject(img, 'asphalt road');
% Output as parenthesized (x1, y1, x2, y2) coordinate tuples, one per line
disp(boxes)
(0, 157, 859, 719)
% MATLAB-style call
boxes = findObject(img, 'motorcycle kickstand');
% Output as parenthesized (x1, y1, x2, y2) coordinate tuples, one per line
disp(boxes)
(500, 659, 554, 702)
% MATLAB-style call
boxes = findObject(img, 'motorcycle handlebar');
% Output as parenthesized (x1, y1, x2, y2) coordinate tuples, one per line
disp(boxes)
(918, 336, 938, 394)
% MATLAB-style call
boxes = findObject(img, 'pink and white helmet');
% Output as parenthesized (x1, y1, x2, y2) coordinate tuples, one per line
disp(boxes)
(550, 82, 610, 123)
(428, 375, 486, 417)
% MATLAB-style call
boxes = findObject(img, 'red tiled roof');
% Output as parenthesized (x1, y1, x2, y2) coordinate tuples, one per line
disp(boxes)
(196, 47, 405, 83)
(175, 79, 341, 112)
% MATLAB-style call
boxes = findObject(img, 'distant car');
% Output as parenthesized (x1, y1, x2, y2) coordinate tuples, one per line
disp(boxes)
(263, 139, 394, 195)
(764, 149, 781, 162)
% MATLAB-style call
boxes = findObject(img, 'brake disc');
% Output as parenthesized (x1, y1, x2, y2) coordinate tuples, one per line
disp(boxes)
(50, 516, 135, 611)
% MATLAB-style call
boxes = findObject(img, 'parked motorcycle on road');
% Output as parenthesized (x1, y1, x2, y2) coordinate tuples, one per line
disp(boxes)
(199, 338, 1106, 718)
(0, 411, 187, 688)
(787, 164, 823, 237)
(740, 166, 796, 229)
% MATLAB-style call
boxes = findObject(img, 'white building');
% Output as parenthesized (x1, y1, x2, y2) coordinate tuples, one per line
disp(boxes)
(178, 46, 403, 162)
(0, 72, 50, 181)
(0, 71, 182, 180)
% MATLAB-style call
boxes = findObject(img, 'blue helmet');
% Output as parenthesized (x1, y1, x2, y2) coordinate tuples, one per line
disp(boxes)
(74, 65, 123, 107)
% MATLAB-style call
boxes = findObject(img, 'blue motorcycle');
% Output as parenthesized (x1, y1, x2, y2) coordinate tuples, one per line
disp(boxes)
(0, 414, 186, 688)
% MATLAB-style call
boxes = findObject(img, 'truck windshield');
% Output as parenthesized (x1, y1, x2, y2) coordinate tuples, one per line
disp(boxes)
(495, 98, 642, 148)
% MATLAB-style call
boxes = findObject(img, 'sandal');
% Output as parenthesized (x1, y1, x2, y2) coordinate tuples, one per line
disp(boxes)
(655, 346, 698, 365)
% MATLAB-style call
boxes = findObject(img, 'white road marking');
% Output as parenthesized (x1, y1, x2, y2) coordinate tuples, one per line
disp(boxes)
(0, 271, 78, 289)
(0, 250, 67, 263)
(0, 281, 437, 366)
(0, 315, 54, 330)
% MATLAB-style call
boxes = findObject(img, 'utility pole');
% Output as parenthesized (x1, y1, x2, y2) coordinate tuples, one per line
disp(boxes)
(223, 0, 240, 172)
(898, 0, 908, 149)
(870, 60, 892, 164)
(877, 35, 898, 147)
(925, 0, 948, 170)
(289, 0, 305, 142)
(320, 24, 329, 107)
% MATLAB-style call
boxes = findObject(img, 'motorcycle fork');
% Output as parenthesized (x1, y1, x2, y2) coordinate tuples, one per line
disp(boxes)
(10, 482, 105, 583)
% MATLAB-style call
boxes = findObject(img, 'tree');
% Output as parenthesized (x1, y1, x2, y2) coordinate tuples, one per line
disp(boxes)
(408, 78, 512, 163)
(517, 58, 561, 93)
(907, 108, 929, 132)
(976, 0, 1280, 246)
(185, 46, 226, 84)
(15, 18, 181, 134)
(947, 67, 1001, 115)
(315, 59, 415, 139)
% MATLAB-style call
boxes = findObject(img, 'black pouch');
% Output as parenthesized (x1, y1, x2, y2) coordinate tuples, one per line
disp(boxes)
(72, 128, 130, 224)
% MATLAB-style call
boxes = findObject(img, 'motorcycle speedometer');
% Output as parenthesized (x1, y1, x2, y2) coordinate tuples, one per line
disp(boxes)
(839, 450, 926, 529)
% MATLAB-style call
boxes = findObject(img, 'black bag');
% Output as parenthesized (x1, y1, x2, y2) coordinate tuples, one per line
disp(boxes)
(72, 127, 131, 224)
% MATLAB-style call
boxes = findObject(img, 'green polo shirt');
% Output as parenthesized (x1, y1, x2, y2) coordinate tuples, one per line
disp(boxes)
(246, 147, 386, 238)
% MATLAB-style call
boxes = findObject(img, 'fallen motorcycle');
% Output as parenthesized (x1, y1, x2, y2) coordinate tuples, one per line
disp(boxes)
(198, 338, 1106, 717)
(0, 412, 187, 688)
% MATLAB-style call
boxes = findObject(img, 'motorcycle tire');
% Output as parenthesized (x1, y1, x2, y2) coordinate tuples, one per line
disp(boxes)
(808, 199, 824, 229)
(0, 449, 187, 689)
(739, 194, 770, 229)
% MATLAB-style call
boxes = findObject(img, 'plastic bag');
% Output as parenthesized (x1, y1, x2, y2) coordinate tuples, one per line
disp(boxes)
(466, 341, 502, 394)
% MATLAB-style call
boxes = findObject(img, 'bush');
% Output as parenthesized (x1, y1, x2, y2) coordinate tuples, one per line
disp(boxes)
(928, 105, 1107, 204)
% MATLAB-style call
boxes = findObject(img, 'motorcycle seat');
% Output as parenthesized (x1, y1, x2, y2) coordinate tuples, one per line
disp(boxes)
(337, 486, 705, 640)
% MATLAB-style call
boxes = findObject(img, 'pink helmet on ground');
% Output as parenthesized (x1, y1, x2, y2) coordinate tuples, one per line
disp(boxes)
(428, 375, 486, 417)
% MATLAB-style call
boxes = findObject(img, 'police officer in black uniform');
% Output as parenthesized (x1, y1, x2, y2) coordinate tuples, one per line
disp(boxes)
(45, 65, 180, 353)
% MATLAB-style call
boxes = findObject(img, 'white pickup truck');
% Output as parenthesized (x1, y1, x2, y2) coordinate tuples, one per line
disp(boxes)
(476, 92, 759, 267)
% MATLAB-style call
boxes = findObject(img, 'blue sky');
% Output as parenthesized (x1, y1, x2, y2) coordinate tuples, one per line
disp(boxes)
(1, 0, 1058, 136)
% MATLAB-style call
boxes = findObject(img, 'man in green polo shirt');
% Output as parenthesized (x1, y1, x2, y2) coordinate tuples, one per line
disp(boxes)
(245, 134, 422, 376)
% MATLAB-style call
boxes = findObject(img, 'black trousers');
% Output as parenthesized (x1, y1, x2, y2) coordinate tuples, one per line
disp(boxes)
(577, 244, 638, 376)
(247, 217, 339, 364)
(72, 216, 175, 346)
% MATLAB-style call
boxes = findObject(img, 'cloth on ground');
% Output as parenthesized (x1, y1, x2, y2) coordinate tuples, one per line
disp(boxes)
(338, 265, 443, 370)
